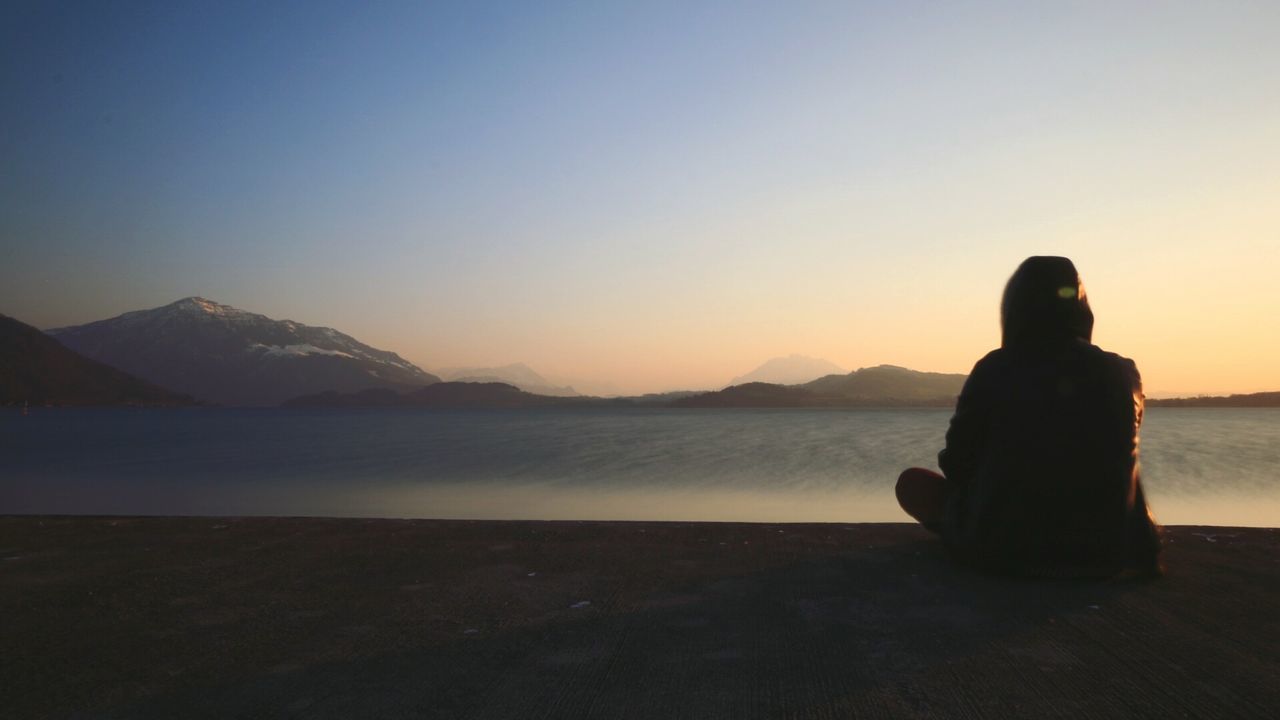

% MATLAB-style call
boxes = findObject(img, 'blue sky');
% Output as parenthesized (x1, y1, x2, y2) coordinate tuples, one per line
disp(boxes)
(3, 1, 1278, 393)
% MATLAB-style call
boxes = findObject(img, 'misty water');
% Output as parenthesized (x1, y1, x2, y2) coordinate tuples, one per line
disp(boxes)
(3, 407, 1277, 526)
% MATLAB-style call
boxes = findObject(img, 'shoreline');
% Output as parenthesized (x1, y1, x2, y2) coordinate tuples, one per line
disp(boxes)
(4, 517, 1278, 718)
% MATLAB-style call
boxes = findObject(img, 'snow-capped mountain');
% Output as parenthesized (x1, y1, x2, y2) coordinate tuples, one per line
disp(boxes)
(47, 297, 440, 406)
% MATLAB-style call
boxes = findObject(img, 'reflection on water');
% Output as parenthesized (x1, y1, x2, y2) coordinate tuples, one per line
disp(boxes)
(2, 407, 1277, 526)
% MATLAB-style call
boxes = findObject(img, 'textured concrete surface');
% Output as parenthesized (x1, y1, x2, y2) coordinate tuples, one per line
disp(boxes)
(2, 517, 1277, 719)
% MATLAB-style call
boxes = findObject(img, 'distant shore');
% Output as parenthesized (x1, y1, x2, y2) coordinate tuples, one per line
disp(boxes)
(3, 517, 1276, 718)
(1146, 391, 1280, 407)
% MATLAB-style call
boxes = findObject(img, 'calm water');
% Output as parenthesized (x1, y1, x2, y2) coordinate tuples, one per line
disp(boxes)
(3, 407, 1277, 526)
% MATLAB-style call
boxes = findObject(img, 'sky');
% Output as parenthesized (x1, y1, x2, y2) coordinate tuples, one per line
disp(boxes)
(2, 1, 1278, 396)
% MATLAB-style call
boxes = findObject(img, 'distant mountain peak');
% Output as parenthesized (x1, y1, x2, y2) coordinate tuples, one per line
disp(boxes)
(729, 355, 846, 387)
(162, 296, 246, 318)
(174, 296, 226, 311)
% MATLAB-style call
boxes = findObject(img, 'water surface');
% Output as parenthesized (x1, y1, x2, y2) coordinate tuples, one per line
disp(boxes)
(3, 407, 1276, 525)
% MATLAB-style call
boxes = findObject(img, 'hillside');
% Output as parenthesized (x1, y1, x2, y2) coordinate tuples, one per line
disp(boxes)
(1, 314, 196, 406)
(802, 364, 966, 403)
(1148, 392, 1280, 407)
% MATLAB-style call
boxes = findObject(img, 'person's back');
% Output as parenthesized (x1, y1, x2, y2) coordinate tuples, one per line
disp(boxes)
(898, 256, 1162, 577)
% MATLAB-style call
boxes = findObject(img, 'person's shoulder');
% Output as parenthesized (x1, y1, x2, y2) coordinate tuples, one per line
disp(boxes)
(965, 348, 1007, 379)
(1086, 344, 1142, 384)
(972, 348, 1006, 369)
(959, 349, 1010, 396)
(1088, 344, 1138, 368)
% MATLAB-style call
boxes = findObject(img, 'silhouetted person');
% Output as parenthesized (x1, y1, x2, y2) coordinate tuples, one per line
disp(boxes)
(897, 257, 1162, 577)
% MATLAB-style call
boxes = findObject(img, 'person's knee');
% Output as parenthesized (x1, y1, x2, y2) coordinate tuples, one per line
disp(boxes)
(895, 469, 912, 502)
(896, 467, 948, 525)
(896, 467, 932, 501)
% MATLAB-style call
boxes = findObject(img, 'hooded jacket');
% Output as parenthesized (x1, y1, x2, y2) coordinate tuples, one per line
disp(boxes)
(938, 257, 1162, 575)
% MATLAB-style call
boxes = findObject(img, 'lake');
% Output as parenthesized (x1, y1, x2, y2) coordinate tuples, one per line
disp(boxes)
(3, 407, 1277, 526)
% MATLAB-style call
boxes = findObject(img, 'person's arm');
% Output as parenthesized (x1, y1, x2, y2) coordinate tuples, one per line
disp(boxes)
(1124, 358, 1163, 566)
(1124, 358, 1144, 509)
(937, 352, 997, 486)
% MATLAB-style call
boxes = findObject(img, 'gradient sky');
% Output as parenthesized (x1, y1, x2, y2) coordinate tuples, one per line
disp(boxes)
(3, 1, 1278, 395)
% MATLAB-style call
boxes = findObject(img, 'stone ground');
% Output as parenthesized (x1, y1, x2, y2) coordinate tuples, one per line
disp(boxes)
(2, 517, 1277, 719)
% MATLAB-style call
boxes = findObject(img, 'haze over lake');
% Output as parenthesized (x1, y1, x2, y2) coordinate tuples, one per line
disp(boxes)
(4, 407, 1276, 527)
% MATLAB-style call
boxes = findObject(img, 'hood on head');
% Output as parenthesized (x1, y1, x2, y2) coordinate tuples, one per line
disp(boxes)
(1001, 256, 1094, 347)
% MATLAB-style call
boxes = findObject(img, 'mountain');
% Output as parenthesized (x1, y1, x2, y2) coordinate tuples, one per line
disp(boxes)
(801, 365, 966, 403)
(434, 363, 579, 397)
(47, 297, 440, 406)
(728, 355, 846, 387)
(676, 365, 966, 408)
(1, 314, 196, 406)
(674, 382, 820, 407)
(1148, 392, 1280, 407)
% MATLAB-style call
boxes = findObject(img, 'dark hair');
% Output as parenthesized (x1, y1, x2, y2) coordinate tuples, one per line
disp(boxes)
(1001, 256, 1094, 347)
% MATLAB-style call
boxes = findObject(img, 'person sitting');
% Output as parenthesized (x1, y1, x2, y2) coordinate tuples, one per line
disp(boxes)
(897, 256, 1163, 577)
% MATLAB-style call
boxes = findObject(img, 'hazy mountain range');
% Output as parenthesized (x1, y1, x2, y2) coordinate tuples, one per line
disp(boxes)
(288, 365, 968, 409)
(432, 363, 579, 397)
(47, 298, 439, 406)
(1, 314, 196, 406)
(427, 355, 852, 399)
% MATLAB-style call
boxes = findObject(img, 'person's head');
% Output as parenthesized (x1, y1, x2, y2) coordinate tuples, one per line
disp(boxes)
(1001, 256, 1094, 347)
